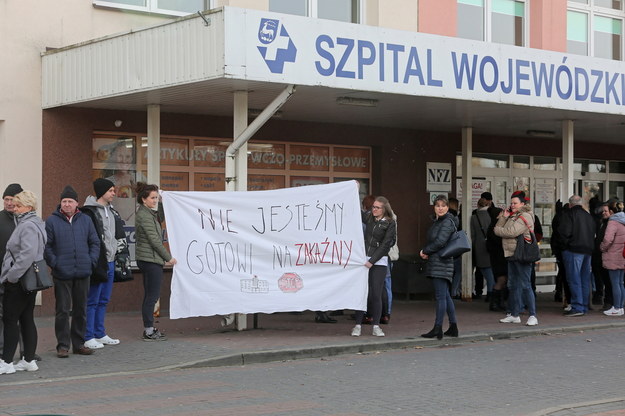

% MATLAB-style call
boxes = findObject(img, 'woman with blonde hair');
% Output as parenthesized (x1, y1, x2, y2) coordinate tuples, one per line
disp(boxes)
(0, 191, 46, 374)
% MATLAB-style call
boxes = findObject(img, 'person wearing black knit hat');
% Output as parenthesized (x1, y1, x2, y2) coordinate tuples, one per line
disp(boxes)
(0, 183, 24, 359)
(45, 186, 100, 357)
(80, 179, 125, 349)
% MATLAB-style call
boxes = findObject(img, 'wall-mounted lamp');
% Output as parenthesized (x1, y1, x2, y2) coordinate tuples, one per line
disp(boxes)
(526, 129, 555, 138)
(114, 120, 123, 128)
(336, 97, 378, 107)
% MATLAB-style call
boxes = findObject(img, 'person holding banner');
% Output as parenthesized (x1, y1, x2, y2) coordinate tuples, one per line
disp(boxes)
(420, 195, 459, 340)
(135, 183, 177, 341)
(351, 196, 396, 337)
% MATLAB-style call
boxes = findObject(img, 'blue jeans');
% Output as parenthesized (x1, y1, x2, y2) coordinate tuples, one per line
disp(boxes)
(433, 278, 457, 326)
(479, 267, 495, 293)
(384, 262, 393, 315)
(507, 261, 535, 317)
(563, 251, 592, 313)
(86, 261, 114, 340)
(608, 269, 625, 309)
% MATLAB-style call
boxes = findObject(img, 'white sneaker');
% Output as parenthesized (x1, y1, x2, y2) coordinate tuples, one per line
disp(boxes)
(14, 359, 38, 372)
(500, 315, 521, 324)
(96, 335, 120, 345)
(564, 304, 572, 312)
(84, 338, 104, 349)
(0, 361, 15, 375)
(526, 316, 538, 326)
(619, 308, 625, 316)
(604, 307, 620, 316)
(372, 325, 385, 337)
(351, 325, 361, 337)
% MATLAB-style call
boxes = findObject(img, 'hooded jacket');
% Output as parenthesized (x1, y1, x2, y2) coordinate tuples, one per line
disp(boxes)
(494, 204, 535, 258)
(422, 212, 457, 281)
(81, 196, 125, 282)
(600, 212, 625, 270)
(44, 208, 100, 280)
(0, 211, 46, 284)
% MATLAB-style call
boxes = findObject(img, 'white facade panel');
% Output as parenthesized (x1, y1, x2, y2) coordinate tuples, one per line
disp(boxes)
(42, 12, 226, 108)
(225, 7, 625, 116)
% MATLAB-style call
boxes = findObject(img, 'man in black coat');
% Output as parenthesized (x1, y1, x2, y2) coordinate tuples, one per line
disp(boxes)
(0, 183, 23, 356)
(558, 195, 596, 316)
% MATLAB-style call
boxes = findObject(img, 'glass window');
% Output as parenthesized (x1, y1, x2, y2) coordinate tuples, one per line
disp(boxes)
(596, 0, 622, 10)
(609, 180, 625, 200)
(473, 153, 509, 168)
(609, 160, 625, 173)
(318, 0, 358, 22)
(513, 155, 530, 169)
(568, 11, 589, 55)
(594, 15, 622, 60)
(491, 0, 525, 46)
(534, 156, 557, 171)
(103, 0, 146, 5)
(157, 0, 206, 13)
(575, 159, 606, 173)
(458, 0, 484, 41)
(269, 0, 307, 16)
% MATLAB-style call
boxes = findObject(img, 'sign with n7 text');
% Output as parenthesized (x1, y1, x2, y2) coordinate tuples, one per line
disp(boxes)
(161, 181, 367, 319)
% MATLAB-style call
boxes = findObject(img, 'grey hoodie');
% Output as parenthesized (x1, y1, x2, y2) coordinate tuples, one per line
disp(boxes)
(1, 211, 46, 284)
(84, 195, 117, 262)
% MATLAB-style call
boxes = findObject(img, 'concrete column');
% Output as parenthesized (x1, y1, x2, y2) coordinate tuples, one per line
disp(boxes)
(232, 90, 248, 331)
(562, 120, 574, 201)
(147, 105, 161, 185)
(461, 127, 473, 301)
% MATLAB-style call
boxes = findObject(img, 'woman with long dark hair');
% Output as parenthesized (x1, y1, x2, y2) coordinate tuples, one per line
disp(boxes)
(135, 183, 176, 341)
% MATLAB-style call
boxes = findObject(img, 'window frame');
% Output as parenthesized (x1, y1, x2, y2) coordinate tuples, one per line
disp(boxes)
(457, 0, 529, 46)
(568, 0, 625, 59)
(93, 0, 213, 17)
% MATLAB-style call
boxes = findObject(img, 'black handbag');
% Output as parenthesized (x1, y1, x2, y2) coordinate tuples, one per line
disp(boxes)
(114, 253, 133, 283)
(438, 221, 471, 259)
(20, 259, 53, 292)
(509, 215, 541, 263)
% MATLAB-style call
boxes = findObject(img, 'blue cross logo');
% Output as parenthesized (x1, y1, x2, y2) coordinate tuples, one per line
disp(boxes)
(257, 18, 297, 74)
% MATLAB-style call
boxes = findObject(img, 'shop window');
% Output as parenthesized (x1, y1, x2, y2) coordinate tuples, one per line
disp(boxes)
(534, 156, 557, 171)
(93, 0, 210, 16)
(269, 0, 360, 23)
(574, 158, 606, 173)
(472, 153, 509, 168)
(457, 0, 526, 46)
(609, 160, 625, 173)
(512, 155, 530, 169)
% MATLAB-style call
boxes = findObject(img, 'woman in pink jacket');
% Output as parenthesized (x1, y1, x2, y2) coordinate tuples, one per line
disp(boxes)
(600, 200, 625, 316)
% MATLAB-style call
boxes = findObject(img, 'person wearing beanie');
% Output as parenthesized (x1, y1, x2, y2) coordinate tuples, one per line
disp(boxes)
(44, 186, 100, 357)
(80, 179, 125, 349)
(0, 183, 24, 359)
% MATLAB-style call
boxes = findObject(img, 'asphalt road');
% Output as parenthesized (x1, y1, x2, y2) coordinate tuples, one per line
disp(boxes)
(2, 327, 625, 416)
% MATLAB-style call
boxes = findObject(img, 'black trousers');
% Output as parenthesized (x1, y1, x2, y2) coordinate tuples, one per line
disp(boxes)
(355, 265, 387, 325)
(54, 277, 89, 352)
(137, 261, 163, 328)
(2, 282, 37, 362)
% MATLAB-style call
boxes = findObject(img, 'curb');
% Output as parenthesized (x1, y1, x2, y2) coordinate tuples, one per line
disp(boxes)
(179, 321, 625, 369)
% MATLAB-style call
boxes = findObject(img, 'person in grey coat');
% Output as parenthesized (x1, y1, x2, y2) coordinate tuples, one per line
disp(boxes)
(419, 195, 459, 340)
(0, 191, 46, 375)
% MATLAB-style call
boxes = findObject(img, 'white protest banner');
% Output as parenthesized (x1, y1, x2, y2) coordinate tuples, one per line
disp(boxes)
(161, 181, 368, 319)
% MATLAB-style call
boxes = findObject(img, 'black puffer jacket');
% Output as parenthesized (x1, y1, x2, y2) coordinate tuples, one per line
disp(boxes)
(362, 211, 396, 265)
(558, 205, 596, 255)
(422, 213, 457, 281)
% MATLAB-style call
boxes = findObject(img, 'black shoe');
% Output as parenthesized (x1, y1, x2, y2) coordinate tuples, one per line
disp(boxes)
(443, 323, 458, 337)
(329, 310, 344, 316)
(380, 315, 390, 325)
(563, 310, 584, 317)
(314, 312, 337, 323)
(421, 325, 443, 340)
(143, 328, 167, 341)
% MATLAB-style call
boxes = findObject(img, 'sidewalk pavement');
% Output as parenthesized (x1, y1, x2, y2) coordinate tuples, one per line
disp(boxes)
(4, 293, 625, 383)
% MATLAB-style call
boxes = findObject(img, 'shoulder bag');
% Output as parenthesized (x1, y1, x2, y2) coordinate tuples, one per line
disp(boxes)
(509, 215, 541, 264)
(438, 219, 471, 259)
(11, 227, 53, 292)
(388, 221, 399, 261)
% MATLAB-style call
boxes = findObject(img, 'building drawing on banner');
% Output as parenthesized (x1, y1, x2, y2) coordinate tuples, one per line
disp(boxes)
(241, 275, 269, 294)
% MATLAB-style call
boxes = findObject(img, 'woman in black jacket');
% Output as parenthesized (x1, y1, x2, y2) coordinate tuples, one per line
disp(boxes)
(351, 196, 396, 338)
(420, 195, 459, 340)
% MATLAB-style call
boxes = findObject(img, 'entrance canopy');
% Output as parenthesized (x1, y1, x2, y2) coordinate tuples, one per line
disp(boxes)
(42, 6, 625, 144)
